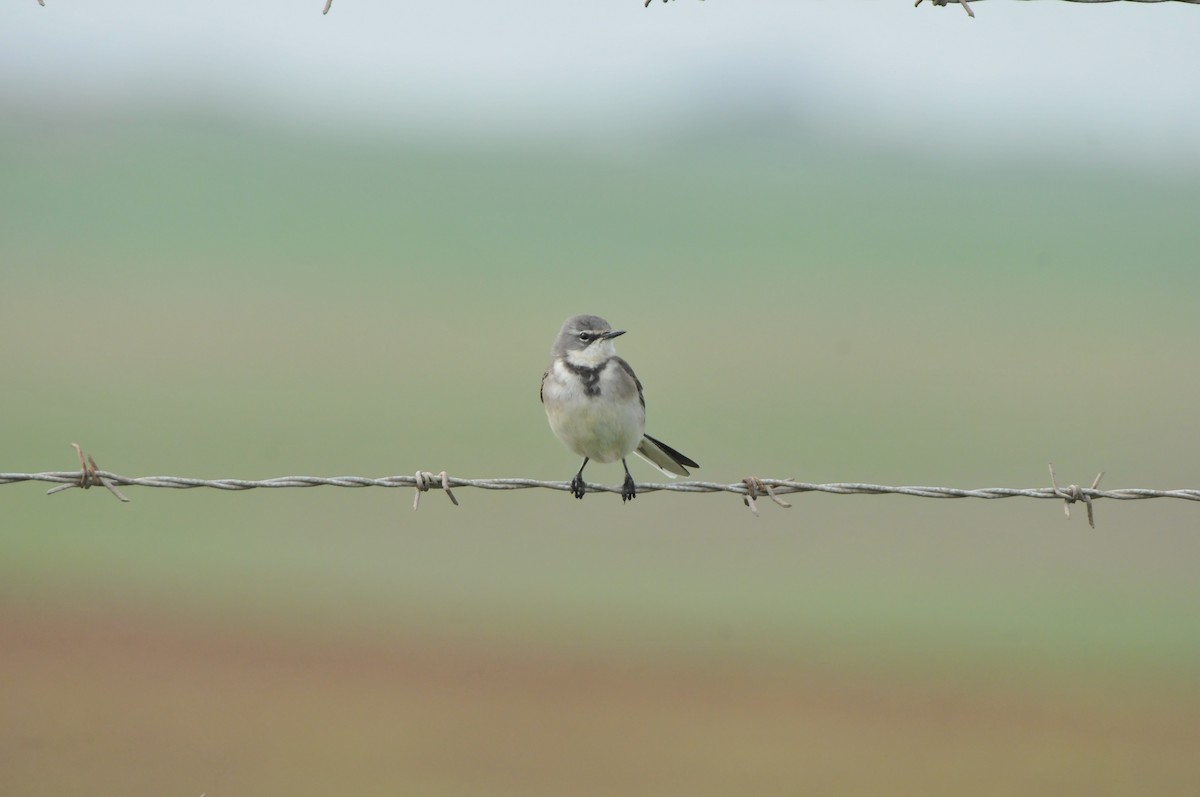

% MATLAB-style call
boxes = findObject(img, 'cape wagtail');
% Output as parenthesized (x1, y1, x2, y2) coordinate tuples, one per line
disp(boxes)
(540, 314, 699, 502)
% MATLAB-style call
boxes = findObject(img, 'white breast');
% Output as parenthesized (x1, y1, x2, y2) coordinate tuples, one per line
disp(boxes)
(543, 359, 645, 464)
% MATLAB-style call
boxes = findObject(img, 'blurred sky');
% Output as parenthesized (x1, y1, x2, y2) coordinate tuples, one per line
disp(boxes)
(3, 0, 1199, 170)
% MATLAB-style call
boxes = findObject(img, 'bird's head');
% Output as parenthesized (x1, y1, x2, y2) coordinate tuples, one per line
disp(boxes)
(553, 314, 626, 367)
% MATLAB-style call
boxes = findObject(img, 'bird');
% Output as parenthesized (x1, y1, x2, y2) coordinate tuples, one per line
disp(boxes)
(540, 314, 699, 502)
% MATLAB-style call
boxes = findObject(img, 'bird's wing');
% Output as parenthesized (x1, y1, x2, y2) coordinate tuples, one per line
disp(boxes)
(612, 357, 645, 409)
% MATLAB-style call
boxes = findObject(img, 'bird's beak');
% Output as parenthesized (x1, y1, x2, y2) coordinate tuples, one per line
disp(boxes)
(602, 329, 626, 340)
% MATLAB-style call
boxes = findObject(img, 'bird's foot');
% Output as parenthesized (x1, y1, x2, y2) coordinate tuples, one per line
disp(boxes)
(570, 472, 587, 499)
(621, 472, 637, 503)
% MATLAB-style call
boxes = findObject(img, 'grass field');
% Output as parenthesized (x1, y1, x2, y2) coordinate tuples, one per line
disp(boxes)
(2, 115, 1199, 794)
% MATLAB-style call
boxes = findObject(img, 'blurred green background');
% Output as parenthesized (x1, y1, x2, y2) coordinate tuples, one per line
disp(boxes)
(3, 2, 1200, 795)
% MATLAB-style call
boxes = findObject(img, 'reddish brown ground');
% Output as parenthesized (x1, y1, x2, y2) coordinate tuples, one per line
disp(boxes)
(2, 603, 1197, 796)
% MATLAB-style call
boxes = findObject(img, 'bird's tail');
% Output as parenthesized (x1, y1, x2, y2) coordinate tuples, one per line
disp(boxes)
(634, 433, 699, 478)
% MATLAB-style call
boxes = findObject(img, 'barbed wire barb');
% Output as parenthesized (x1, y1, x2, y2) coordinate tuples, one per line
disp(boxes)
(741, 477, 794, 517)
(42, 444, 129, 503)
(413, 470, 459, 510)
(1049, 462, 1104, 528)
(915, 0, 976, 18)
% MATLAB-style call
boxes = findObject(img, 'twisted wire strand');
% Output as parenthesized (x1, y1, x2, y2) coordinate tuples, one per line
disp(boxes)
(913, 0, 1197, 18)
(3, 470, 1199, 502)
(917, 0, 1200, 3)
(26, 0, 1200, 13)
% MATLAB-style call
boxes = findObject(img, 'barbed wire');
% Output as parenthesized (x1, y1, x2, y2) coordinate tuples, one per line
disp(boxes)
(21, 0, 1200, 14)
(3, 445, 1199, 525)
(913, 0, 1197, 17)
(646, 0, 1200, 12)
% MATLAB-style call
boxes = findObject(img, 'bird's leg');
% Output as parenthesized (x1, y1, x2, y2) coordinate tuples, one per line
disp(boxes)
(621, 459, 637, 503)
(570, 458, 589, 499)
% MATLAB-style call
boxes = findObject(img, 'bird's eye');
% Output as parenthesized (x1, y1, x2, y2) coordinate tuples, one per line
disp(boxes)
(578, 332, 593, 343)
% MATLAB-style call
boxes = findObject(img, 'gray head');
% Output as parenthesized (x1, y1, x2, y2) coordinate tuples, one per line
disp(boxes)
(551, 314, 626, 359)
